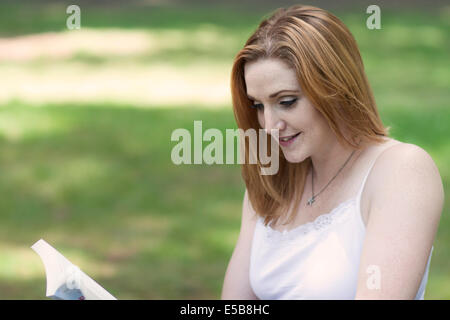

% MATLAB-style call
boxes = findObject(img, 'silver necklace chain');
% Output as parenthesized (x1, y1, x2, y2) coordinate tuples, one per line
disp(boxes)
(307, 150, 356, 206)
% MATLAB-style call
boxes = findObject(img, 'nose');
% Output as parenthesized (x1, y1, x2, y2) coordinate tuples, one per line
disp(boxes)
(263, 108, 286, 136)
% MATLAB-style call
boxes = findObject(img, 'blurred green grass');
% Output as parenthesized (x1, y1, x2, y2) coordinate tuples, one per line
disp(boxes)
(0, 102, 246, 299)
(0, 1, 448, 299)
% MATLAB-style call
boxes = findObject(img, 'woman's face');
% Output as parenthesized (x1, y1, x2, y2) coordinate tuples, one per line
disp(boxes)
(244, 58, 336, 163)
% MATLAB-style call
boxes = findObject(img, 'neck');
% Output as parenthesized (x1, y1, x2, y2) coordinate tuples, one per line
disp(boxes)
(309, 139, 359, 190)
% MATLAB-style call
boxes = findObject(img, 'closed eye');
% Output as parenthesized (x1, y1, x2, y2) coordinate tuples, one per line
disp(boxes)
(250, 98, 298, 110)
(280, 98, 297, 107)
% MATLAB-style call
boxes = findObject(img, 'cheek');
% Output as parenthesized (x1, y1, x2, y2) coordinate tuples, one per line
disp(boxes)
(297, 102, 323, 131)
(310, 109, 331, 133)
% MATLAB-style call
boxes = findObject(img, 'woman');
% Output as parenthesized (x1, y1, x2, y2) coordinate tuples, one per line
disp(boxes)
(221, 5, 444, 299)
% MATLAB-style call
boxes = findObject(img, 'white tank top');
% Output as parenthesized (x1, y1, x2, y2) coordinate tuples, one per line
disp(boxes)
(249, 152, 434, 300)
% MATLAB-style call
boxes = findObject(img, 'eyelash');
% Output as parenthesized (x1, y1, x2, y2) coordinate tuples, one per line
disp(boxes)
(250, 98, 298, 110)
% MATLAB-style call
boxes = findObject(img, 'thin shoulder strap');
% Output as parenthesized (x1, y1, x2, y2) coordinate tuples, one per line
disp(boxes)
(356, 141, 403, 202)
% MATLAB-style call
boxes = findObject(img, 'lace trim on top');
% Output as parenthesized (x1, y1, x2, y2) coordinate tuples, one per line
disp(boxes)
(261, 197, 357, 245)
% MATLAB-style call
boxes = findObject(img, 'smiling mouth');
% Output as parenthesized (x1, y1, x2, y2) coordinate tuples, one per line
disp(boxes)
(279, 132, 301, 142)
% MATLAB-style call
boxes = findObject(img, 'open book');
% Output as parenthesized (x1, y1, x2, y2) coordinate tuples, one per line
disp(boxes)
(31, 239, 117, 300)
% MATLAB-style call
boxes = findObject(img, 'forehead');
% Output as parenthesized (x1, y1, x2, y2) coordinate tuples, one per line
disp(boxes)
(244, 58, 300, 97)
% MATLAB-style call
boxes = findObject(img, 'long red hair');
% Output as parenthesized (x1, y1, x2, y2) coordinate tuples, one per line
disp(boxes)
(230, 5, 390, 226)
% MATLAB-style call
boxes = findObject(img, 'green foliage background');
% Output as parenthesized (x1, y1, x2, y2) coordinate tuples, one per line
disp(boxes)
(0, 1, 448, 299)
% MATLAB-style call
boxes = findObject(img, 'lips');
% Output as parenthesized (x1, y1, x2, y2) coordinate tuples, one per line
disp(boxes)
(278, 132, 301, 147)
(279, 132, 301, 142)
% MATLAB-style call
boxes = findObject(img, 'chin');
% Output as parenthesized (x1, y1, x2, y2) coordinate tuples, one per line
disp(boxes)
(282, 151, 306, 163)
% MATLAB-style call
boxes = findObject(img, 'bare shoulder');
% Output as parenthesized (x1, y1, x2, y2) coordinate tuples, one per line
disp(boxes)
(374, 141, 443, 183)
(355, 140, 444, 299)
(369, 140, 445, 216)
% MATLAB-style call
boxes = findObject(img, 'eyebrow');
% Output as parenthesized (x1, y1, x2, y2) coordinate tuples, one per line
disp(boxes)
(246, 89, 300, 101)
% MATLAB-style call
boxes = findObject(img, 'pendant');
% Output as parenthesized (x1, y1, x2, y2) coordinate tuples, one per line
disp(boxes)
(307, 196, 315, 206)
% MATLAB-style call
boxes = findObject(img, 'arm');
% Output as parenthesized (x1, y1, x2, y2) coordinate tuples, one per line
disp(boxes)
(221, 189, 259, 300)
(355, 144, 444, 299)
